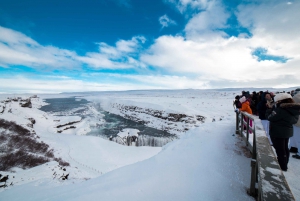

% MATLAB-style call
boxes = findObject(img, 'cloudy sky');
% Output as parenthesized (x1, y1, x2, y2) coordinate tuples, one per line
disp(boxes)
(0, 0, 299, 93)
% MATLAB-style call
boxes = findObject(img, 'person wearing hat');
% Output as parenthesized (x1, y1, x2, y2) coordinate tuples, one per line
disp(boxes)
(266, 93, 300, 171)
(238, 96, 253, 133)
(238, 96, 252, 114)
(233, 95, 242, 109)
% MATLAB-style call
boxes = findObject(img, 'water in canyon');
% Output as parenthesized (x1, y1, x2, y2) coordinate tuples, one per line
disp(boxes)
(40, 97, 176, 147)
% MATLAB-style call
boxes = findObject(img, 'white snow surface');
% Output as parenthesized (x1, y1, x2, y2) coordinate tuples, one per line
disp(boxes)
(0, 89, 299, 200)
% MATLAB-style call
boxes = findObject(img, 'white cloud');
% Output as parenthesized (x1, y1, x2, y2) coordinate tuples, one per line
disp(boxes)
(140, 1, 300, 88)
(116, 36, 146, 52)
(184, 1, 229, 40)
(236, 1, 300, 57)
(79, 36, 146, 69)
(1, 0, 300, 92)
(166, 0, 210, 13)
(159, 14, 177, 29)
(113, 74, 209, 89)
(0, 26, 146, 70)
(0, 26, 79, 69)
(0, 76, 153, 94)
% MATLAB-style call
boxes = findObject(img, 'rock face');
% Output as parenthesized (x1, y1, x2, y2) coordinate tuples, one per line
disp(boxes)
(0, 105, 4, 114)
(1, 97, 35, 109)
(20, 99, 32, 108)
(109, 103, 206, 134)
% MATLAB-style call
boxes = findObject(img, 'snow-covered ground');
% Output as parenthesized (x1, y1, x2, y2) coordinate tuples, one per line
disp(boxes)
(0, 89, 299, 200)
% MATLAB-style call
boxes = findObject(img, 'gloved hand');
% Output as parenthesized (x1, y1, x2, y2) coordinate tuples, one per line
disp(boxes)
(234, 109, 239, 113)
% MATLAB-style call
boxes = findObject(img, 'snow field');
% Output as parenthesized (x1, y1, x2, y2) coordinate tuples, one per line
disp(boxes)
(2, 89, 299, 200)
(0, 117, 254, 201)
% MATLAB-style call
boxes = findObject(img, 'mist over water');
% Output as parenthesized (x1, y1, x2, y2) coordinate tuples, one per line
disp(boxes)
(40, 97, 176, 147)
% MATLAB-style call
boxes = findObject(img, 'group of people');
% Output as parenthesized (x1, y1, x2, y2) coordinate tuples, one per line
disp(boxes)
(234, 89, 300, 172)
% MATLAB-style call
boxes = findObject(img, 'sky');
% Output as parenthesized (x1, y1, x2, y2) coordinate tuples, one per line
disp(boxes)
(0, 0, 300, 93)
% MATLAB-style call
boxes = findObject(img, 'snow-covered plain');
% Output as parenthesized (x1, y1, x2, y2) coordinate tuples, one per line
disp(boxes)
(0, 89, 299, 200)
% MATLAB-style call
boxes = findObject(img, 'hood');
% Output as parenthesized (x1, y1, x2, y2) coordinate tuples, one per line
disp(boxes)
(293, 93, 300, 103)
(280, 103, 300, 115)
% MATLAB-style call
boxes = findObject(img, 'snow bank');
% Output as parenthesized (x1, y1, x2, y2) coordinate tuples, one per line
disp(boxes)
(0, 118, 254, 201)
(0, 94, 162, 193)
(4, 89, 299, 200)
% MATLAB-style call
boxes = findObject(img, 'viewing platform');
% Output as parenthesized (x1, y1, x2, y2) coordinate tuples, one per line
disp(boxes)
(235, 111, 300, 200)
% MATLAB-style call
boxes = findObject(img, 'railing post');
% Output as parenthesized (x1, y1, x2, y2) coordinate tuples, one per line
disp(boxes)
(252, 129, 256, 159)
(246, 117, 250, 147)
(241, 113, 244, 137)
(235, 111, 239, 134)
(248, 159, 257, 197)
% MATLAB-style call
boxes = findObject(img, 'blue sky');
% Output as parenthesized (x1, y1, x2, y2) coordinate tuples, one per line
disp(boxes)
(0, 0, 299, 93)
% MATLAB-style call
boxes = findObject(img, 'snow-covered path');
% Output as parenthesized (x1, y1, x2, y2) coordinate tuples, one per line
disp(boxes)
(1, 117, 254, 201)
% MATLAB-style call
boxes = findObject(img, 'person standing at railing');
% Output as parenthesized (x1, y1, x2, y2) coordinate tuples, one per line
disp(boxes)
(266, 93, 300, 171)
(250, 91, 259, 115)
(264, 92, 275, 145)
(265, 92, 275, 109)
(238, 96, 252, 114)
(233, 95, 242, 109)
(291, 93, 300, 159)
(257, 91, 268, 120)
(237, 96, 253, 132)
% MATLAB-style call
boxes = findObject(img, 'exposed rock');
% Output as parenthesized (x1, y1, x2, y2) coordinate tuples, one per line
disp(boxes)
(56, 120, 81, 128)
(108, 103, 206, 134)
(28, 118, 36, 124)
(20, 99, 32, 108)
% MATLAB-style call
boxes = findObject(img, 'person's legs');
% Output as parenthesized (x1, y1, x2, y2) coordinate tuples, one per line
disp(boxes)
(292, 126, 300, 159)
(261, 120, 272, 145)
(295, 126, 300, 154)
(271, 137, 288, 171)
(284, 138, 290, 165)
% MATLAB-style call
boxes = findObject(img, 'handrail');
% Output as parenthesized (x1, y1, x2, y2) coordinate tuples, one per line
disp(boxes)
(235, 111, 295, 201)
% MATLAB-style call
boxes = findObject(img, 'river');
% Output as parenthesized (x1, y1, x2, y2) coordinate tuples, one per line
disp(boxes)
(40, 97, 175, 146)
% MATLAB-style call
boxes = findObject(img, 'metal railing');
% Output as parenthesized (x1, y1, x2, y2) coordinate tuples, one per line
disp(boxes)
(235, 111, 295, 201)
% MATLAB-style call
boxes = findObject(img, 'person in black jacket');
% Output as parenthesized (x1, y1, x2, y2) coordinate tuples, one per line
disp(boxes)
(257, 92, 268, 120)
(233, 95, 242, 109)
(266, 93, 300, 171)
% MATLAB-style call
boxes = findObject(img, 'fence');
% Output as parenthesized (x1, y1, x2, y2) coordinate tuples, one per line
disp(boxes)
(235, 111, 295, 201)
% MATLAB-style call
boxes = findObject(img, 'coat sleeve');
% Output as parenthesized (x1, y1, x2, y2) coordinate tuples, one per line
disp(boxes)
(239, 103, 246, 112)
(267, 108, 282, 122)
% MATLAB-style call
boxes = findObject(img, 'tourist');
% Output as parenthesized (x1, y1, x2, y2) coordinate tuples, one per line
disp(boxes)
(238, 96, 253, 133)
(257, 92, 268, 120)
(262, 92, 275, 145)
(265, 92, 275, 109)
(239, 96, 252, 114)
(250, 91, 259, 115)
(266, 93, 300, 171)
(233, 95, 242, 109)
(291, 93, 300, 159)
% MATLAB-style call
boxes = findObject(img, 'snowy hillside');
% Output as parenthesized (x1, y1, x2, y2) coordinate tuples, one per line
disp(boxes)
(0, 89, 263, 200)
